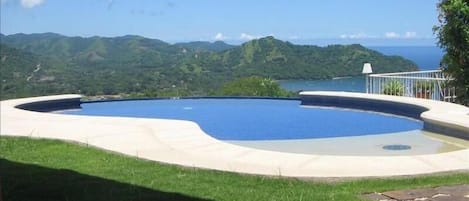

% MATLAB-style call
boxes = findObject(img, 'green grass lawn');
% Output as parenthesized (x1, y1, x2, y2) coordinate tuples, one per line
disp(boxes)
(1, 136, 468, 201)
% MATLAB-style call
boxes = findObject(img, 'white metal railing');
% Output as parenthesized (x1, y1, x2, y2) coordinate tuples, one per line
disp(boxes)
(366, 70, 457, 102)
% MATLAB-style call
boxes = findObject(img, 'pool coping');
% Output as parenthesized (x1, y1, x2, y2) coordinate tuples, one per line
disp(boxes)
(1, 92, 468, 178)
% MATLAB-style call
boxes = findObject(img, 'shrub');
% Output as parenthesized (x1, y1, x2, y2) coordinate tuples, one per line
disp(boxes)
(383, 80, 404, 96)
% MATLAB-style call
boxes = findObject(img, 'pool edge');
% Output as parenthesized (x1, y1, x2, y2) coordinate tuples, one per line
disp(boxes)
(1, 93, 468, 178)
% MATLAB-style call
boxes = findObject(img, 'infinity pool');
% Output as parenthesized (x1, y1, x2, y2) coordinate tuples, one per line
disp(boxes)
(62, 98, 422, 140)
(59, 98, 468, 155)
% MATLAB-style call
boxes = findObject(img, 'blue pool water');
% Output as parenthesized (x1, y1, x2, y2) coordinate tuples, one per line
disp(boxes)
(62, 99, 423, 140)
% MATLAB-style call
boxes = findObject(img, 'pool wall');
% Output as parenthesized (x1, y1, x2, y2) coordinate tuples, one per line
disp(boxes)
(301, 92, 469, 140)
(300, 94, 427, 120)
(15, 96, 81, 112)
(423, 121, 469, 141)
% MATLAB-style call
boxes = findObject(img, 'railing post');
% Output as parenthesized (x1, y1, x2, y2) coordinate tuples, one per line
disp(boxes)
(365, 74, 369, 93)
(362, 63, 373, 94)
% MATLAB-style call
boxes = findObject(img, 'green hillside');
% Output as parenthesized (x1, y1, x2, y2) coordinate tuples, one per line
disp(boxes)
(0, 33, 418, 99)
(192, 37, 416, 79)
(0, 44, 71, 99)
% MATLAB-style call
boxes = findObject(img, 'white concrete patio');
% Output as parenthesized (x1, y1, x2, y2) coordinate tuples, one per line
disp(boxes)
(1, 92, 468, 177)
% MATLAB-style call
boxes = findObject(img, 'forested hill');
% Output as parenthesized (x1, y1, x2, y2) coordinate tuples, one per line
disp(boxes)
(0, 44, 68, 99)
(192, 36, 417, 79)
(1, 33, 417, 99)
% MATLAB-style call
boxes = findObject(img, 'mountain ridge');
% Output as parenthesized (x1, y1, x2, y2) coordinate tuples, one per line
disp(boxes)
(1, 33, 418, 99)
(174, 41, 236, 52)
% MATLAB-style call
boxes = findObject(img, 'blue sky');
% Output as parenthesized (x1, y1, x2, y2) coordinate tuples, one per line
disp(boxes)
(1, 0, 440, 45)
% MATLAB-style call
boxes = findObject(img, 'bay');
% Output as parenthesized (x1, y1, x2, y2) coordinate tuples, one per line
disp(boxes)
(279, 46, 444, 92)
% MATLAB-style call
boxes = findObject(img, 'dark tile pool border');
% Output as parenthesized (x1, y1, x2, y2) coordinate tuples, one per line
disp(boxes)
(15, 96, 299, 112)
(15, 96, 82, 112)
(300, 94, 427, 120)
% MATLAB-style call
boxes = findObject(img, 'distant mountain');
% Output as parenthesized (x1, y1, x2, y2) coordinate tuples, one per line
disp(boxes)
(189, 36, 417, 79)
(0, 33, 418, 99)
(175, 41, 236, 52)
(0, 33, 192, 66)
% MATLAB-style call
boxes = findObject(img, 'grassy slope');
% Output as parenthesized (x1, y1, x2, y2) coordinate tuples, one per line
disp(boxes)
(0, 136, 468, 201)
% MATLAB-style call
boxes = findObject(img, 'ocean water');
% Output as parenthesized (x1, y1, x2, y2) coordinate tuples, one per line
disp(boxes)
(369, 46, 444, 71)
(279, 76, 366, 92)
(280, 46, 445, 92)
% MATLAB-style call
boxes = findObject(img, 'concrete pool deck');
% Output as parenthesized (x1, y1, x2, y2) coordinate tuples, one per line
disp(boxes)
(1, 92, 468, 178)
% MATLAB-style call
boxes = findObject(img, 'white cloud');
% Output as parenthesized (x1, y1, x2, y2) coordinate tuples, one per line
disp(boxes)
(404, 31, 417, 38)
(339, 33, 375, 39)
(240, 33, 260, 40)
(341, 31, 420, 40)
(214, 32, 227, 40)
(21, 0, 44, 8)
(385, 32, 400, 38)
(384, 31, 418, 39)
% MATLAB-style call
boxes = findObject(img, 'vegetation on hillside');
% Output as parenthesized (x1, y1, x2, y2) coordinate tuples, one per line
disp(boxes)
(0, 45, 70, 99)
(1, 33, 418, 99)
(219, 76, 293, 97)
(434, 0, 469, 105)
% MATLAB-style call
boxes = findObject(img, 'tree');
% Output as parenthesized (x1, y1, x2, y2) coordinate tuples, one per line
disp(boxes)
(219, 76, 293, 97)
(434, 0, 469, 105)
